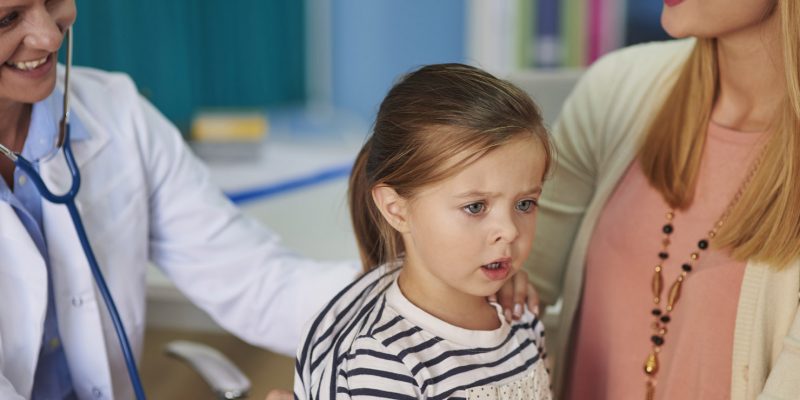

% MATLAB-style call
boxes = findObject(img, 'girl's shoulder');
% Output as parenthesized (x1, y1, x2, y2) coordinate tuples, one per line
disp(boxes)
(512, 307, 548, 359)
(295, 264, 400, 370)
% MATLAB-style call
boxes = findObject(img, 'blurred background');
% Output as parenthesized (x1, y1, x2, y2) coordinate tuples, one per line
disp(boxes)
(72, 0, 667, 135)
(69, 0, 668, 397)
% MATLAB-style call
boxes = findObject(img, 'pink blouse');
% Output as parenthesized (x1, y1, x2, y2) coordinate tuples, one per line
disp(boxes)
(565, 122, 768, 400)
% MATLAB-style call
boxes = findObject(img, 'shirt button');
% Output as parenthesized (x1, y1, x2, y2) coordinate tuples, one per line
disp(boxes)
(92, 387, 103, 398)
(17, 175, 26, 186)
(71, 296, 83, 307)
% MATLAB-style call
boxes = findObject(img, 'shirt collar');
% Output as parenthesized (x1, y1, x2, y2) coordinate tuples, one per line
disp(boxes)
(23, 86, 90, 162)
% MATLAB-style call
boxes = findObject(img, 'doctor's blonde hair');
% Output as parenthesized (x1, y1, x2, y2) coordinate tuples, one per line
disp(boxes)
(349, 63, 552, 271)
(638, 0, 800, 268)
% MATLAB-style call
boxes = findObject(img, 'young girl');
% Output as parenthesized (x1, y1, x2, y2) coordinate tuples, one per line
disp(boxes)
(294, 63, 553, 399)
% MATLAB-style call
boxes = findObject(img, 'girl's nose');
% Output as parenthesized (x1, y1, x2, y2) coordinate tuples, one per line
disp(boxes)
(492, 213, 520, 244)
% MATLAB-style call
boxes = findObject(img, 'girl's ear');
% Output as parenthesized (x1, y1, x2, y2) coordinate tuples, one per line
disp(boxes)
(372, 185, 410, 233)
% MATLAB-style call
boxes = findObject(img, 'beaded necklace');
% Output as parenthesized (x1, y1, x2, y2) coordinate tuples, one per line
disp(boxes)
(642, 149, 765, 400)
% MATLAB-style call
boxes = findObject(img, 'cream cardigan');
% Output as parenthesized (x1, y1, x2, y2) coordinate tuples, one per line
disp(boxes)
(524, 39, 800, 399)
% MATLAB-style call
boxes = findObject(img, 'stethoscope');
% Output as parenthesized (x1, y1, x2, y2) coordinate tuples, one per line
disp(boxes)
(0, 28, 147, 400)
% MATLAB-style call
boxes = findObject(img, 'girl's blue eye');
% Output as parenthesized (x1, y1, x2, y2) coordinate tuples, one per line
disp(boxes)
(516, 199, 536, 212)
(0, 11, 18, 28)
(463, 202, 485, 215)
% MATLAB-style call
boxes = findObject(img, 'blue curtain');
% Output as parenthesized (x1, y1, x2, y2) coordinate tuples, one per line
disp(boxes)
(331, 0, 465, 122)
(71, 1, 306, 132)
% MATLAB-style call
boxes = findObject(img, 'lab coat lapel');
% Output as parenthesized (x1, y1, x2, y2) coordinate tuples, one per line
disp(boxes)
(53, 66, 111, 170)
(40, 137, 115, 399)
(0, 203, 47, 397)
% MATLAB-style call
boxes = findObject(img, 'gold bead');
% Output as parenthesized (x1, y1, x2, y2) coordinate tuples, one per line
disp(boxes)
(662, 238, 671, 247)
(644, 352, 659, 375)
(666, 211, 674, 220)
(652, 268, 664, 302)
(691, 252, 699, 260)
(667, 279, 682, 310)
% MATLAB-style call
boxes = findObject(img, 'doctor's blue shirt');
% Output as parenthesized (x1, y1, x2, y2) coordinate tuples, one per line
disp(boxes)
(0, 91, 87, 400)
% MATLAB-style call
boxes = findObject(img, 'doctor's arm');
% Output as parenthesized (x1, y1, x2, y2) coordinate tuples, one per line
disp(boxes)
(134, 96, 359, 356)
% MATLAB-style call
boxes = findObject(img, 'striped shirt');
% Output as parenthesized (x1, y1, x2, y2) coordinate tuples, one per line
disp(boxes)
(294, 264, 551, 399)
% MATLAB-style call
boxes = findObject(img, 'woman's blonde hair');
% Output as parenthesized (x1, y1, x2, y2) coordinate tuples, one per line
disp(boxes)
(638, 0, 800, 268)
(349, 64, 552, 271)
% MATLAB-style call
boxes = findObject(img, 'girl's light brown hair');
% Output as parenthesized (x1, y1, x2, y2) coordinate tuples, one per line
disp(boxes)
(638, 0, 800, 268)
(349, 63, 552, 271)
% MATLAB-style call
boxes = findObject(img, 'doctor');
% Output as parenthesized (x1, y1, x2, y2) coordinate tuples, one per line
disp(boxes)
(0, 1, 538, 399)
(0, 0, 359, 399)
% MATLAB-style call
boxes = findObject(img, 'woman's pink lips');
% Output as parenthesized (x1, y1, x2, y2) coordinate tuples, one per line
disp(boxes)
(664, 0, 684, 6)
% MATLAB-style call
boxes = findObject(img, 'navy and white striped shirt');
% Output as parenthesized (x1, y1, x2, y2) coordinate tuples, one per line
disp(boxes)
(294, 264, 551, 399)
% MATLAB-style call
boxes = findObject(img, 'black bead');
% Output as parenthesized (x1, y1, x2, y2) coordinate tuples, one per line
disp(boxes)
(698, 239, 709, 250)
(651, 335, 665, 346)
(682, 263, 692, 272)
(662, 224, 674, 234)
(652, 308, 662, 316)
(658, 252, 669, 260)
(660, 315, 671, 323)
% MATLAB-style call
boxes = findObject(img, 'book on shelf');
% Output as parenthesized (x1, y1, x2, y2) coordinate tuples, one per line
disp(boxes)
(515, 0, 669, 69)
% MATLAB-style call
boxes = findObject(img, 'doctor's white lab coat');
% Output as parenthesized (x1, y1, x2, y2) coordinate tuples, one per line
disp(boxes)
(0, 67, 359, 399)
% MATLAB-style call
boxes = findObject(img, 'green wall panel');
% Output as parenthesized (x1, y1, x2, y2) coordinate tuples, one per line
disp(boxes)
(71, 1, 306, 132)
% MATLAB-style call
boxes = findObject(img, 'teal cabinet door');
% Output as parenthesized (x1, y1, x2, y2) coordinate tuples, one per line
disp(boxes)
(71, 0, 306, 132)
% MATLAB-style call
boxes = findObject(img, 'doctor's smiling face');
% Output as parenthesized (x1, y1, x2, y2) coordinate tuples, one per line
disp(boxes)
(0, 0, 76, 105)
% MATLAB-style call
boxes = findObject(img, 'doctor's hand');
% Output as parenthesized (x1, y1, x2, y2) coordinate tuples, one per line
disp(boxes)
(265, 389, 292, 400)
(488, 269, 541, 323)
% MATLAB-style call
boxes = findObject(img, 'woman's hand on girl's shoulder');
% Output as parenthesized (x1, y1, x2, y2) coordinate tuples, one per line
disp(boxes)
(489, 269, 541, 322)
(265, 389, 292, 400)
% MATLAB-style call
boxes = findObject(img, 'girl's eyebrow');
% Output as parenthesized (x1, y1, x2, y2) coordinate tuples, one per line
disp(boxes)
(523, 186, 543, 195)
(0, 2, 25, 12)
(454, 186, 542, 199)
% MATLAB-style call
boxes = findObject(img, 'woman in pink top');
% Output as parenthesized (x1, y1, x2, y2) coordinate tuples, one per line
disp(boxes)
(526, 1, 800, 399)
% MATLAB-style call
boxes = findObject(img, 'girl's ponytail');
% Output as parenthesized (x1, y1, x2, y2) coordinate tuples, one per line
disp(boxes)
(349, 139, 393, 271)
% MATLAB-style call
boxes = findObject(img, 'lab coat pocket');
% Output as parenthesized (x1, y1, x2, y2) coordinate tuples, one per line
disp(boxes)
(79, 166, 146, 238)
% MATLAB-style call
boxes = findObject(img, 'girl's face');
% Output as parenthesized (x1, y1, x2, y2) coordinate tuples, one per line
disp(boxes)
(0, 0, 76, 105)
(397, 136, 547, 301)
(661, 0, 776, 39)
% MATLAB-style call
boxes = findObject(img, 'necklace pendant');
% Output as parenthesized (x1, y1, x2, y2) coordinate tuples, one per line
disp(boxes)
(644, 351, 659, 376)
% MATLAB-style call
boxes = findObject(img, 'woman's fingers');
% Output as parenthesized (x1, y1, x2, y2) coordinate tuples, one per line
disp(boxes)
(265, 389, 293, 400)
(527, 282, 541, 316)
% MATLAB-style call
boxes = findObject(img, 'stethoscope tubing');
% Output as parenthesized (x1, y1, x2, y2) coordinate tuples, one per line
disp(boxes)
(15, 125, 147, 400)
